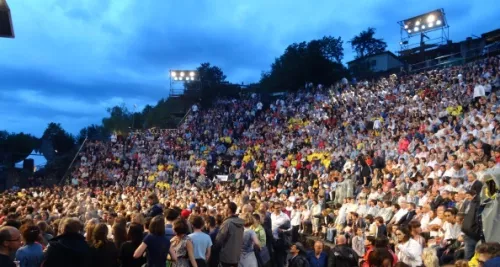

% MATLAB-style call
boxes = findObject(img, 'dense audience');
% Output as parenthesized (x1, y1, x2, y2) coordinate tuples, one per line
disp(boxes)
(1, 55, 500, 267)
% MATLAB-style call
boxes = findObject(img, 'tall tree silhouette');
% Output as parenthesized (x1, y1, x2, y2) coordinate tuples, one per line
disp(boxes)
(349, 27, 387, 59)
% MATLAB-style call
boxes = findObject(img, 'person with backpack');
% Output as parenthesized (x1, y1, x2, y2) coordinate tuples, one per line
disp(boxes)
(327, 235, 359, 267)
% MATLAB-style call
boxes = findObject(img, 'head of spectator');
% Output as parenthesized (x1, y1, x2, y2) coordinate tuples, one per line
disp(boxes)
(225, 202, 238, 218)
(476, 242, 500, 266)
(0, 226, 22, 256)
(365, 236, 376, 249)
(336, 235, 347, 245)
(273, 201, 283, 216)
(313, 240, 324, 256)
(148, 215, 166, 237)
(173, 218, 189, 237)
(189, 215, 204, 231)
(20, 224, 40, 245)
(112, 223, 127, 249)
(396, 227, 411, 244)
(127, 223, 144, 246)
(148, 193, 159, 206)
(91, 223, 109, 248)
(290, 242, 306, 256)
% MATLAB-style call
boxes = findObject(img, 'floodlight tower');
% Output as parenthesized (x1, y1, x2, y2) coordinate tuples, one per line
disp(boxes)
(397, 8, 449, 55)
(169, 70, 200, 97)
(0, 0, 14, 38)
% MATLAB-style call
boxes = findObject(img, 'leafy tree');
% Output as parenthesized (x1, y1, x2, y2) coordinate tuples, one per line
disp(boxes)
(77, 124, 110, 143)
(349, 27, 387, 59)
(260, 36, 346, 92)
(42, 122, 76, 155)
(185, 62, 232, 108)
(0, 131, 38, 166)
(102, 104, 133, 134)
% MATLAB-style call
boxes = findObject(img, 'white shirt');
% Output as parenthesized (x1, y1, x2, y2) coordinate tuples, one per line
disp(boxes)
(473, 85, 485, 98)
(291, 210, 301, 226)
(393, 209, 408, 223)
(397, 238, 423, 267)
(443, 222, 461, 240)
(271, 212, 290, 239)
(429, 217, 443, 237)
(420, 213, 431, 232)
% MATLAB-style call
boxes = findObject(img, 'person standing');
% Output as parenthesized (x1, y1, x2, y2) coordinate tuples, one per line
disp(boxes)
(461, 190, 481, 260)
(170, 219, 198, 267)
(188, 216, 212, 267)
(290, 204, 301, 243)
(119, 223, 146, 267)
(15, 225, 44, 267)
(395, 227, 422, 267)
(239, 214, 261, 267)
(306, 241, 327, 267)
(271, 201, 292, 267)
(134, 216, 175, 267)
(43, 218, 90, 267)
(145, 193, 163, 218)
(0, 226, 22, 267)
(88, 223, 118, 267)
(214, 202, 244, 267)
(289, 243, 309, 267)
(328, 235, 358, 267)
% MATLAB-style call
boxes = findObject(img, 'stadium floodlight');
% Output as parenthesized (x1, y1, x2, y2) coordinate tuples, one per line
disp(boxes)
(407, 29, 412, 33)
(427, 14, 435, 23)
(0, 0, 15, 38)
(400, 9, 447, 37)
(170, 69, 199, 83)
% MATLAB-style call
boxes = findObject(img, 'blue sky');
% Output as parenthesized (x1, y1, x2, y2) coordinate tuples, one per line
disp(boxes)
(1, 0, 500, 137)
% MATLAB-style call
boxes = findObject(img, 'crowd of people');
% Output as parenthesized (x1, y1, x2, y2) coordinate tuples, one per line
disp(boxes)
(1, 55, 500, 267)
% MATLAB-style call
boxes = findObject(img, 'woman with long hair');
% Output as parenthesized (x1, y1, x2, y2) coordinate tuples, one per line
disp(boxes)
(119, 223, 146, 267)
(85, 218, 99, 245)
(170, 219, 197, 267)
(89, 223, 119, 267)
(134, 215, 176, 267)
(113, 223, 127, 251)
(395, 227, 422, 267)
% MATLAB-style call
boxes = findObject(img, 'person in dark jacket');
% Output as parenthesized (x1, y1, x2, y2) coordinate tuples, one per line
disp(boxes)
(119, 223, 146, 267)
(461, 190, 481, 260)
(289, 242, 310, 267)
(397, 203, 416, 226)
(42, 217, 90, 267)
(374, 217, 387, 238)
(214, 202, 244, 267)
(89, 223, 118, 267)
(327, 235, 358, 267)
(145, 193, 163, 218)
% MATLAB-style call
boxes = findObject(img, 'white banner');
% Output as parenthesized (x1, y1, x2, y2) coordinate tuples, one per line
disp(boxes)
(217, 175, 229, 182)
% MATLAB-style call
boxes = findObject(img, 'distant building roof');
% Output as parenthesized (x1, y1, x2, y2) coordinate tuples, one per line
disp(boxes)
(347, 51, 400, 65)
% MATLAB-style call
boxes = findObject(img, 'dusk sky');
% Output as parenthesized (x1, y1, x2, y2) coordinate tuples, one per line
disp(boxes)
(1, 0, 500, 137)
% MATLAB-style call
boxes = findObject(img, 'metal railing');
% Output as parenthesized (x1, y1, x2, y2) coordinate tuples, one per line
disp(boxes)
(409, 42, 500, 73)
